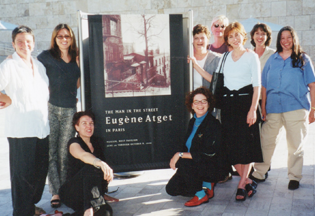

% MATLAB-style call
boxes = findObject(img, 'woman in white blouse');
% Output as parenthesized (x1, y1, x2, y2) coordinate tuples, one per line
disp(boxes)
(219, 22, 263, 201)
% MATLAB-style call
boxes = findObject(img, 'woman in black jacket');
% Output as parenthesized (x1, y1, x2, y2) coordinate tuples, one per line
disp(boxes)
(166, 87, 222, 207)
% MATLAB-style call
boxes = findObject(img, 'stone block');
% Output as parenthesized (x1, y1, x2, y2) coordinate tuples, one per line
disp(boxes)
(271, 1, 286, 17)
(75, 0, 88, 12)
(303, 0, 315, 15)
(302, 30, 315, 46)
(311, 15, 315, 30)
(176, 0, 191, 7)
(287, 1, 303, 16)
(33, 28, 52, 42)
(29, 2, 52, 16)
(264, 17, 279, 25)
(278, 16, 295, 28)
(87, 0, 101, 13)
(295, 16, 310, 31)
(152, 0, 171, 9)
(226, 4, 240, 21)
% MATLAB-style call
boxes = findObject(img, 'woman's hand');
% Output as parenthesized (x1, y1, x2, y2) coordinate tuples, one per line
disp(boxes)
(0, 93, 12, 109)
(97, 160, 114, 182)
(247, 108, 257, 127)
(187, 55, 197, 66)
(309, 109, 315, 124)
(261, 107, 266, 121)
(169, 152, 180, 170)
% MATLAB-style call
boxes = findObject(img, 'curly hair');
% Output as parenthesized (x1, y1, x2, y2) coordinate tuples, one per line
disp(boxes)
(72, 111, 95, 131)
(250, 23, 272, 47)
(185, 87, 215, 114)
(224, 22, 247, 47)
(193, 24, 211, 39)
(49, 23, 78, 62)
(276, 26, 305, 69)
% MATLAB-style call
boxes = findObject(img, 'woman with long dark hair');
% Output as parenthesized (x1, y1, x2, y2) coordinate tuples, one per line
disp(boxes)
(250, 26, 315, 190)
(37, 24, 80, 208)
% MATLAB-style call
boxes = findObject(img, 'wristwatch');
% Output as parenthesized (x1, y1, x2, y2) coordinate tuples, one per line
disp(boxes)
(178, 152, 184, 157)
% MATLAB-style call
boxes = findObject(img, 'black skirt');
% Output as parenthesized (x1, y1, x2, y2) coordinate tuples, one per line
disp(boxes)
(221, 85, 263, 165)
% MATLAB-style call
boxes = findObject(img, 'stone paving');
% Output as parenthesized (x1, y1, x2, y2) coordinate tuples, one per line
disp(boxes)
(0, 123, 314, 216)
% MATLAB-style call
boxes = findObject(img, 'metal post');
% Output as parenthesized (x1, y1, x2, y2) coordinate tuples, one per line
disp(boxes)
(77, 10, 86, 111)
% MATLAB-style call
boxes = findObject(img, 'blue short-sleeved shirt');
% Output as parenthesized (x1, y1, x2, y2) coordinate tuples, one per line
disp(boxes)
(262, 52, 315, 114)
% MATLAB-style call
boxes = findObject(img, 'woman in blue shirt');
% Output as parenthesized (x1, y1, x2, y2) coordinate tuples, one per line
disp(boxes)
(166, 87, 222, 207)
(250, 26, 315, 190)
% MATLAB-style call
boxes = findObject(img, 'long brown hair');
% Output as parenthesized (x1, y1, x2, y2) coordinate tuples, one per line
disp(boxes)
(276, 26, 305, 69)
(49, 24, 77, 62)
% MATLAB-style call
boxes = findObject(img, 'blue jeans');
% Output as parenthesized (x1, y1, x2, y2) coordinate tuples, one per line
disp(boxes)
(48, 103, 76, 195)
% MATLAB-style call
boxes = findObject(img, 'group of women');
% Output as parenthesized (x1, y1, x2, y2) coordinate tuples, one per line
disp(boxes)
(167, 15, 315, 206)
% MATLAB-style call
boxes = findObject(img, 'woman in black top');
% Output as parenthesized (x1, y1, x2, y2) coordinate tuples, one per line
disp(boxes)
(59, 111, 117, 216)
(166, 87, 222, 207)
(37, 24, 80, 208)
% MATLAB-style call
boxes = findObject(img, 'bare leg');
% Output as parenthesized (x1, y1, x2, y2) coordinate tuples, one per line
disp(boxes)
(84, 207, 93, 216)
(234, 164, 252, 199)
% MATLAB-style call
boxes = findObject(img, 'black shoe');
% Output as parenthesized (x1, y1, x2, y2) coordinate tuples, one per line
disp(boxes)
(288, 180, 299, 190)
(249, 173, 265, 183)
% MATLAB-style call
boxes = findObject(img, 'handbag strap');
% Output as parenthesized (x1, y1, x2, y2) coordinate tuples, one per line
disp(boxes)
(218, 51, 230, 74)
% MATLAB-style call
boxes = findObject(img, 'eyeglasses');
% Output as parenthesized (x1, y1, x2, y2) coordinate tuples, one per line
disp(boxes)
(214, 24, 225, 29)
(193, 100, 208, 105)
(56, 35, 71, 40)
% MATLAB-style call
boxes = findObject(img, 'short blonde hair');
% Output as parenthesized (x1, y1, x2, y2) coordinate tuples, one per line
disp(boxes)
(224, 22, 247, 46)
(211, 15, 229, 28)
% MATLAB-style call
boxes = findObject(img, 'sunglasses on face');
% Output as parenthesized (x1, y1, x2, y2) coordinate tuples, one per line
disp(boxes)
(214, 24, 225, 29)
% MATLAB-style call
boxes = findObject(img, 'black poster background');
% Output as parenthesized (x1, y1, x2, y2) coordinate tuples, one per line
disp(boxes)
(84, 14, 190, 172)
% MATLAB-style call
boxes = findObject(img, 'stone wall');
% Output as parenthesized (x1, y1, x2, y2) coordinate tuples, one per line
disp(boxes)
(0, 0, 314, 60)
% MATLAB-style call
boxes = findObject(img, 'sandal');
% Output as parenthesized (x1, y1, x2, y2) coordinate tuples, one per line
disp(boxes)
(235, 188, 246, 201)
(50, 199, 61, 208)
(251, 180, 258, 189)
(245, 183, 257, 198)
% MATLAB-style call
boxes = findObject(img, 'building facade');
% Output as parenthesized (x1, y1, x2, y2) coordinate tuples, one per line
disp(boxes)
(0, 0, 314, 61)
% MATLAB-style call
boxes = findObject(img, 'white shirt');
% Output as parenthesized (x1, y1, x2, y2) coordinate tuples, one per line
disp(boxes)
(218, 51, 260, 90)
(193, 53, 208, 90)
(0, 52, 50, 138)
(259, 46, 275, 72)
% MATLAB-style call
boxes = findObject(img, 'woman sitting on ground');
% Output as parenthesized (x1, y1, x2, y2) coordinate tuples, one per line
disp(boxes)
(166, 87, 222, 207)
(59, 111, 118, 216)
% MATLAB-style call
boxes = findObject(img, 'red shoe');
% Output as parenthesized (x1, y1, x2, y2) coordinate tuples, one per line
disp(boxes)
(205, 183, 215, 199)
(184, 195, 209, 207)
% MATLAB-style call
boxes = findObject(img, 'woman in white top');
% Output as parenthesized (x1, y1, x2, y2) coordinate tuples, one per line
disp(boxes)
(219, 22, 263, 201)
(250, 23, 275, 72)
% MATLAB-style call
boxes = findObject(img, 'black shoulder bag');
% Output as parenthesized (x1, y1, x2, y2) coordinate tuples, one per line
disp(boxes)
(209, 51, 229, 109)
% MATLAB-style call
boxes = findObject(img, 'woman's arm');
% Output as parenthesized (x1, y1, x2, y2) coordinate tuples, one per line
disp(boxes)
(261, 87, 267, 121)
(187, 55, 213, 82)
(169, 152, 192, 170)
(69, 143, 113, 182)
(308, 82, 315, 124)
(0, 92, 12, 109)
(247, 86, 260, 127)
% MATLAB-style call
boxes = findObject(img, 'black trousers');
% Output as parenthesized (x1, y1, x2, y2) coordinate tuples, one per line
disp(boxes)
(59, 165, 112, 216)
(8, 136, 49, 216)
(166, 159, 205, 197)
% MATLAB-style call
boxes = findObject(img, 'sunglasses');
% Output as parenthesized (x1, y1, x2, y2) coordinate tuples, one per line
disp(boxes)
(56, 35, 71, 40)
(214, 24, 225, 29)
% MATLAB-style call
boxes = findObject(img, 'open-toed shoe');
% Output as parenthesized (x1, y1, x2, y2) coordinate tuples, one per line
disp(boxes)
(245, 183, 257, 198)
(235, 188, 246, 201)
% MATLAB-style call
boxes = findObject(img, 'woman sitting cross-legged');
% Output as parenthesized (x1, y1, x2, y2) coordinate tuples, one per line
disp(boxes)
(166, 87, 222, 207)
(59, 111, 118, 216)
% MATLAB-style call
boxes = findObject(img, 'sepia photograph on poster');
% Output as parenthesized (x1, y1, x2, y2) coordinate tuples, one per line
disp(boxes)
(102, 14, 171, 98)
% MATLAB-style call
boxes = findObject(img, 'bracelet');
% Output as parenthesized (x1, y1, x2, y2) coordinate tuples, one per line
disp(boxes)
(93, 158, 101, 169)
(311, 107, 315, 110)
